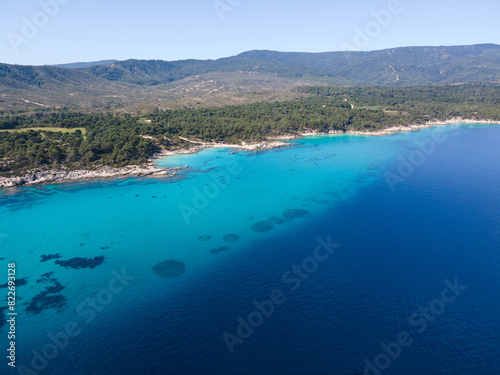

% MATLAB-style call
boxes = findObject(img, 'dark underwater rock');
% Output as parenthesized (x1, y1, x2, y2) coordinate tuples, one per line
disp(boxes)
(152, 260, 187, 278)
(0, 277, 28, 289)
(26, 280, 66, 315)
(40, 253, 62, 262)
(283, 209, 310, 220)
(55, 256, 104, 269)
(267, 216, 284, 225)
(250, 220, 274, 233)
(210, 246, 230, 254)
(223, 233, 240, 242)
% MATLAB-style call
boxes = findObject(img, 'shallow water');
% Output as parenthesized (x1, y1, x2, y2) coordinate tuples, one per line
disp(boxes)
(1, 124, 499, 374)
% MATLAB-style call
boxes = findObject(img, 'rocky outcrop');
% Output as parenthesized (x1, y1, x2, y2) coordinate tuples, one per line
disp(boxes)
(0, 165, 171, 188)
(3, 119, 498, 188)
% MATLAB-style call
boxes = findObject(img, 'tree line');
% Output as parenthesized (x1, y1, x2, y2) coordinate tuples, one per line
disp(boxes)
(1, 84, 499, 176)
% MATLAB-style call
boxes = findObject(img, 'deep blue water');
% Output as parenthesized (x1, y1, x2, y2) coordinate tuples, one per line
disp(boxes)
(1, 124, 499, 374)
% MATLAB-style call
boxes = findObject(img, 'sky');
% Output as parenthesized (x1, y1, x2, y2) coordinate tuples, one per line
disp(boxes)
(0, 0, 499, 66)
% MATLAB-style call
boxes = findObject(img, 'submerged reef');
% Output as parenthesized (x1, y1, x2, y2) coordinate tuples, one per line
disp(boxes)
(210, 246, 230, 254)
(152, 260, 187, 278)
(250, 220, 274, 233)
(283, 209, 310, 220)
(37, 272, 55, 284)
(40, 253, 62, 262)
(55, 256, 104, 269)
(26, 280, 66, 315)
(223, 233, 240, 242)
(0, 307, 8, 330)
(267, 216, 284, 225)
(0, 277, 28, 289)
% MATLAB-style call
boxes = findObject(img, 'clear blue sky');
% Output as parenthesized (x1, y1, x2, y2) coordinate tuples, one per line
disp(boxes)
(1, 0, 499, 65)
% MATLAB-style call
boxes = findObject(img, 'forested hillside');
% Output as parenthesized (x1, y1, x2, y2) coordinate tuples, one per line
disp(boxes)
(81, 44, 500, 86)
(1, 84, 499, 177)
(1, 44, 499, 112)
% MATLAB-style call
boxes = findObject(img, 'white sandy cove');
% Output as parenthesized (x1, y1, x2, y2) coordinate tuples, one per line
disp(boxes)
(156, 137, 289, 156)
(0, 139, 289, 188)
(347, 118, 500, 136)
(275, 118, 500, 138)
(1, 118, 499, 188)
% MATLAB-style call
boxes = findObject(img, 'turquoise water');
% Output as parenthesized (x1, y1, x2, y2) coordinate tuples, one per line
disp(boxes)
(1, 124, 499, 374)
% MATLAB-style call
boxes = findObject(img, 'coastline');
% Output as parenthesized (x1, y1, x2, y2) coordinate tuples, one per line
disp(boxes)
(154, 137, 290, 158)
(1, 118, 499, 189)
(0, 165, 174, 189)
(0, 140, 289, 189)
(277, 118, 500, 138)
(345, 118, 500, 136)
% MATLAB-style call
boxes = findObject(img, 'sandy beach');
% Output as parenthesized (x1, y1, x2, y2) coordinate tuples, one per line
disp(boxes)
(0, 138, 290, 188)
(1, 118, 499, 188)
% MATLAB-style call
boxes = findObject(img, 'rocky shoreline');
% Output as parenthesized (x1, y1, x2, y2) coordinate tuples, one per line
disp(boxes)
(0, 140, 289, 189)
(1, 118, 498, 189)
(155, 138, 290, 158)
(0, 165, 174, 189)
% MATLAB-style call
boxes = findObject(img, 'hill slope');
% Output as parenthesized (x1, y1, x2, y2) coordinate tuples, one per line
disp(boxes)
(81, 44, 500, 86)
(1, 44, 499, 112)
(52, 60, 119, 70)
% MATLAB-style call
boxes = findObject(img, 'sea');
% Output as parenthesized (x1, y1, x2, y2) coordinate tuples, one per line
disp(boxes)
(1, 123, 499, 375)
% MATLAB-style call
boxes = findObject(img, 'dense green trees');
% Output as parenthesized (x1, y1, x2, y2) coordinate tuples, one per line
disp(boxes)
(1, 84, 499, 176)
(144, 84, 500, 140)
(0, 114, 158, 176)
(82, 45, 500, 86)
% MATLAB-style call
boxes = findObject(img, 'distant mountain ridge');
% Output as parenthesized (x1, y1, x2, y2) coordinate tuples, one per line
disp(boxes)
(1, 44, 499, 111)
(79, 44, 500, 86)
(52, 60, 118, 69)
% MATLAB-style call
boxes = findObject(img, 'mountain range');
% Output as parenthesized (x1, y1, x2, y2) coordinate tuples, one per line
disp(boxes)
(1, 44, 499, 113)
